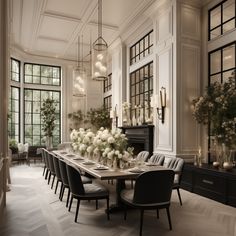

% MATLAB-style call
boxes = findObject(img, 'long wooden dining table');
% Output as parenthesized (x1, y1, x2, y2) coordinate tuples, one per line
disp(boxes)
(53, 150, 166, 212)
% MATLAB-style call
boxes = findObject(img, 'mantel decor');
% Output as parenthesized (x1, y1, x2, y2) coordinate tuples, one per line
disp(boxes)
(192, 75, 236, 166)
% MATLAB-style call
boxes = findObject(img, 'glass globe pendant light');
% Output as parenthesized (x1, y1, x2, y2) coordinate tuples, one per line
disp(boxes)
(92, 0, 108, 81)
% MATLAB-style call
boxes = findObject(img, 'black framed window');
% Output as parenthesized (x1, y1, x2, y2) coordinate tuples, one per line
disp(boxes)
(208, 0, 236, 40)
(209, 41, 236, 84)
(11, 58, 20, 82)
(104, 73, 112, 92)
(24, 63, 61, 86)
(8, 86, 20, 142)
(24, 89, 61, 147)
(130, 30, 153, 65)
(130, 62, 153, 121)
(208, 41, 236, 162)
(104, 95, 112, 111)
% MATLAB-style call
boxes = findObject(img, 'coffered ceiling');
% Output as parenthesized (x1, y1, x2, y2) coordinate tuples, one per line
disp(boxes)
(10, 0, 212, 61)
(10, 0, 156, 61)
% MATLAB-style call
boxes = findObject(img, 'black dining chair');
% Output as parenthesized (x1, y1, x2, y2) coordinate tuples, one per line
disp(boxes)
(43, 149, 51, 180)
(66, 164, 110, 223)
(164, 157, 185, 205)
(52, 154, 63, 194)
(120, 169, 175, 236)
(58, 158, 92, 208)
(47, 152, 56, 188)
(148, 153, 165, 166)
(41, 148, 47, 177)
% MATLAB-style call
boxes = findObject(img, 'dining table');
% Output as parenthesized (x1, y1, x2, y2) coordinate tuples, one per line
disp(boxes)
(53, 150, 166, 213)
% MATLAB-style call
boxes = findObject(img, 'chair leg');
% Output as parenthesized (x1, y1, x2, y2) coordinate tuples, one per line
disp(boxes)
(156, 209, 159, 219)
(54, 180, 59, 194)
(96, 200, 98, 210)
(47, 172, 51, 184)
(59, 184, 64, 201)
(177, 188, 182, 205)
(166, 207, 172, 230)
(124, 204, 127, 220)
(140, 209, 144, 236)
(106, 197, 110, 220)
(66, 188, 70, 208)
(51, 175, 55, 189)
(75, 199, 80, 223)
(45, 169, 48, 179)
(69, 196, 73, 212)
(61, 186, 65, 201)
(43, 166, 46, 176)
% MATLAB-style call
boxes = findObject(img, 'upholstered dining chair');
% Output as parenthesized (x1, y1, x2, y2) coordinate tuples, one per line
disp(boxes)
(148, 153, 165, 166)
(66, 164, 110, 223)
(120, 169, 175, 236)
(47, 152, 57, 188)
(41, 148, 47, 177)
(58, 158, 92, 207)
(164, 157, 185, 205)
(52, 154, 63, 194)
(136, 151, 149, 162)
(43, 149, 51, 180)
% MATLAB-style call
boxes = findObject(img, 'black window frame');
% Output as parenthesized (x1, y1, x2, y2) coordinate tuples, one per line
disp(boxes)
(103, 73, 112, 92)
(129, 62, 153, 123)
(23, 88, 61, 147)
(208, 0, 236, 41)
(8, 86, 20, 142)
(130, 30, 153, 65)
(208, 41, 236, 163)
(11, 57, 21, 82)
(104, 95, 112, 112)
(24, 62, 61, 86)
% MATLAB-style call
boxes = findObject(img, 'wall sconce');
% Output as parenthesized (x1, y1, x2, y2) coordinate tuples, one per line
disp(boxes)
(157, 87, 166, 123)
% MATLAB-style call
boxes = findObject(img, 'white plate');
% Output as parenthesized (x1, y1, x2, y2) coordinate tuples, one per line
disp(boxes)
(94, 166, 109, 170)
(82, 161, 95, 165)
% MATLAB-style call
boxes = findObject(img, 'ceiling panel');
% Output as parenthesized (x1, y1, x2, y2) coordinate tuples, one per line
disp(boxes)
(39, 15, 79, 42)
(45, 0, 92, 19)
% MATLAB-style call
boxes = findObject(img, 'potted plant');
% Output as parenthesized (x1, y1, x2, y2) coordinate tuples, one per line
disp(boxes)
(86, 107, 111, 131)
(41, 98, 56, 149)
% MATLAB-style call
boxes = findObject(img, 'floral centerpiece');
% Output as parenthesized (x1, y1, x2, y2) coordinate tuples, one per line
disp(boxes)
(70, 128, 95, 157)
(70, 127, 134, 169)
(192, 76, 236, 164)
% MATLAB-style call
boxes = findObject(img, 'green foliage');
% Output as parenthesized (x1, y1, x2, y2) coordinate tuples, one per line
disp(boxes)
(9, 139, 18, 149)
(41, 98, 56, 137)
(68, 110, 84, 130)
(192, 75, 236, 147)
(87, 107, 111, 130)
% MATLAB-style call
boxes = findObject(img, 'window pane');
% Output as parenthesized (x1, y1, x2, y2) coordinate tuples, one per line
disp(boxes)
(223, 20, 235, 33)
(53, 68, 60, 78)
(33, 65, 40, 76)
(33, 102, 40, 113)
(25, 101, 32, 113)
(223, 44, 235, 71)
(223, 69, 235, 82)
(33, 76, 40, 84)
(25, 114, 32, 124)
(25, 64, 32, 75)
(33, 125, 40, 135)
(210, 26, 221, 40)
(210, 6, 221, 29)
(25, 125, 32, 136)
(210, 50, 221, 74)
(210, 74, 221, 84)
(25, 75, 32, 83)
(223, 0, 235, 22)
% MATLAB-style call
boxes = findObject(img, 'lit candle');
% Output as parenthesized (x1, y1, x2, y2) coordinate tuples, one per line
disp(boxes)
(198, 146, 202, 157)
(160, 90, 163, 107)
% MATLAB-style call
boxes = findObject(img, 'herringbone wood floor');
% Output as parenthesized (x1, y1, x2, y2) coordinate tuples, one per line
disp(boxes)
(0, 164, 236, 236)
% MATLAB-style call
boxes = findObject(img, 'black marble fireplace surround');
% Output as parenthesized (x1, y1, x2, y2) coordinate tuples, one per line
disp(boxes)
(120, 125, 154, 157)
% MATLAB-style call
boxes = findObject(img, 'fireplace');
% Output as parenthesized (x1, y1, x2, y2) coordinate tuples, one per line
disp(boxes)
(120, 125, 154, 157)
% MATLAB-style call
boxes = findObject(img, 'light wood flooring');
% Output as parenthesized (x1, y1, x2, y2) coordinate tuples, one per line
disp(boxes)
(0, 164, 236, 236)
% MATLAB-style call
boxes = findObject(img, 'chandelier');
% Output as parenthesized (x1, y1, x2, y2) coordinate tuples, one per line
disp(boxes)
(73, 35, 86, 97)
(92, 0, 108, 81)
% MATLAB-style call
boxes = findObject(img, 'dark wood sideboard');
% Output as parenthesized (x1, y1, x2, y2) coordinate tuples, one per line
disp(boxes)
(181, 163, 236, 207)
(120, 125, 154, 156)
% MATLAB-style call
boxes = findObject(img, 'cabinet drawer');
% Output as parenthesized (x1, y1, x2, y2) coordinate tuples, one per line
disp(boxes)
(227, 178, 236, 206)
(194, 172, 226, 203)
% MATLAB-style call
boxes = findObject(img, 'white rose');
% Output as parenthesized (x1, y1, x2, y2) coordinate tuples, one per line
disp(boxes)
(108, 136, 115, 143)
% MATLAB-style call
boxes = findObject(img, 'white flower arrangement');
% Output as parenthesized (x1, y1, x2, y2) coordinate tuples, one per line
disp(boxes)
(70, 127, 134, 167)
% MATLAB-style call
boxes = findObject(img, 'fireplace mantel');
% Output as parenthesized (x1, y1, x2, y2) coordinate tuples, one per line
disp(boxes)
(120, 125, 154, 156)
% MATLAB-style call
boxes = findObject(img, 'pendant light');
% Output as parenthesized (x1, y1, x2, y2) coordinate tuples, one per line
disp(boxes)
(92, 0, 108, 81)
(73, 35, 86, 97)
